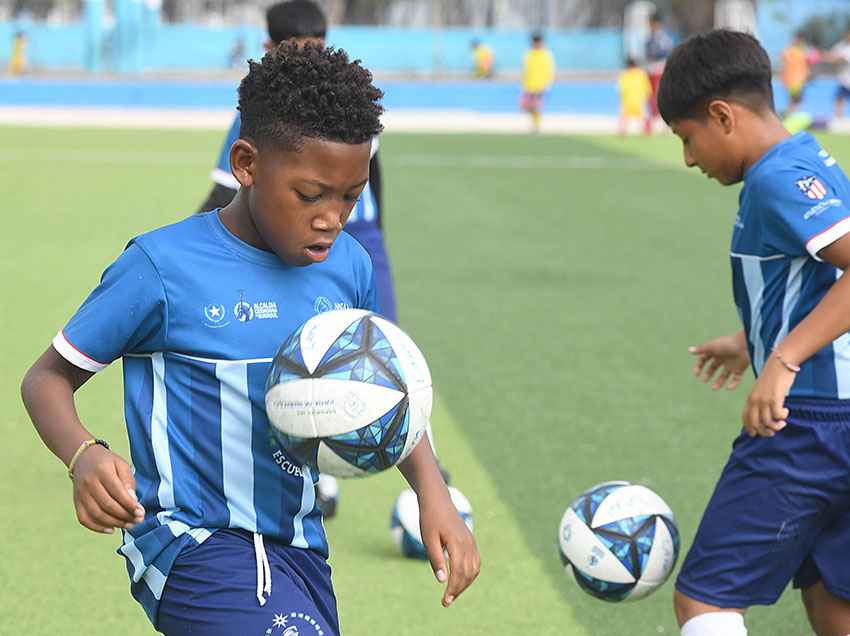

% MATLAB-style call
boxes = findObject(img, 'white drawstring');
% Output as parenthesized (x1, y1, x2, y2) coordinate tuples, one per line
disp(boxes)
(253, 532, 272, 606)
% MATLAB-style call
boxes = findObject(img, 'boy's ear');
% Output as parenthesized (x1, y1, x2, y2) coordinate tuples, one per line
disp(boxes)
(706, 99, 736, 134)
(230, 139, 258, 188)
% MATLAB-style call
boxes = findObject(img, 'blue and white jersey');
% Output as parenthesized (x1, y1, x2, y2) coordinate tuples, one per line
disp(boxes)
(52, 211, 377, 624)
(211, 112, 382, 230)
(731, 132, 850, 399)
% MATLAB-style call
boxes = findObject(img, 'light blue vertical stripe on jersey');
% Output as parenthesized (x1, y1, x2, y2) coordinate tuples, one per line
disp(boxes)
(775, 257, 806, 345)
(832, 269, 850, 398)
(742, 259, 767, 373)
(151, 353, 175, 510)
(291, 465, 316, 549)
(216, 362, 257, 531)
(120, 533, 146, 582)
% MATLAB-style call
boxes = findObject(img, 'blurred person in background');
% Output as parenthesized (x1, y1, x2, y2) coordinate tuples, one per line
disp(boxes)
(780, 32, 812, 117)
(228, 35, 247, 69)
(644, 11, 674, 134)
(520, 32, 555, 133)
(8, 30, 26, 75)
(470, 39, 494, 79)
(823, 29, 850, 121)
(617, 56, 652, 136)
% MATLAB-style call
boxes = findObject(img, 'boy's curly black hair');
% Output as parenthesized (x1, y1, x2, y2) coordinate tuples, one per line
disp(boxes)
(238, 43, 384, 151)
(657, 30, 774, 124)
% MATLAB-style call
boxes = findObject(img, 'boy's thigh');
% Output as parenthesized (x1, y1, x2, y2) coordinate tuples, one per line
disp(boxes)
(158, 530, 338, 636)
(676, 424, 848, 608)
(795, 508, 850, 601)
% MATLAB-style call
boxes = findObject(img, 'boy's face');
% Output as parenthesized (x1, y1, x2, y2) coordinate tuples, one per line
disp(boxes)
(247, 138, 371, 266)
(670, 108, 743, 186)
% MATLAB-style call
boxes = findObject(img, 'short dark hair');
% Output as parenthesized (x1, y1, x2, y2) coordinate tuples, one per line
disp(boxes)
(266, 0, 327, 45)
(238, 43, 383, 152)
(650, 11, 664, 24)
(657, 29, 774, 124)
(532, 32, 543, 43)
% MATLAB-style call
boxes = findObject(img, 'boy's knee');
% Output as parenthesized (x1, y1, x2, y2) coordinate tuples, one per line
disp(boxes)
(674, 591, 747, 635)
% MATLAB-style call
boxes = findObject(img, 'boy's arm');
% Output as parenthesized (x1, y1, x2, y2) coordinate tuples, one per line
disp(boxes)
(22, 347, 144, 533)
(745, 234, 850, 435)
(397, 436, 480, 608)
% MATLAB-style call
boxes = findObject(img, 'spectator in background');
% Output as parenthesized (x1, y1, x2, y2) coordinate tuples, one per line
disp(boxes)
(8, 31, 26, 75)
(520, 32, 555, 133)
(617, 56, 652, 136)
(644, 11, 673, 134)
(470, 39, 494, 79)
(228, 35, 246, 69)
(780, 32, 812, 117)
(824, 29, 850, 121)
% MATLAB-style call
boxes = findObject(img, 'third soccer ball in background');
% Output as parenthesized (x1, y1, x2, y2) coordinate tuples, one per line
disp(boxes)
(391, 487, 474, 559)
(558, 481, 680, 602)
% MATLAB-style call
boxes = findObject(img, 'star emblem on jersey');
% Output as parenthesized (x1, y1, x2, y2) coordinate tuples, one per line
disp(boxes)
(204, 304, 225, 322)
(796, 175, 827, 200)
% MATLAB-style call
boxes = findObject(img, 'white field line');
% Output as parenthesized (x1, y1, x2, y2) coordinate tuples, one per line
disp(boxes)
(0, 105, 624, 134)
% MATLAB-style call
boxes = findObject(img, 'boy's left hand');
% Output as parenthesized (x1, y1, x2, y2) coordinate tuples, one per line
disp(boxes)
(741, 355, 796, 437)
(419, 491, 480, 608)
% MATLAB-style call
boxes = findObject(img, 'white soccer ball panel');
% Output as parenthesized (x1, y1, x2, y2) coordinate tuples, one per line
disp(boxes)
(559, 508, 636, 584)
(299, 309, 370, 374)
(637, 517, 677, 586)
(395, 488, 423, 543)
(590, 485, 674, 528)
(448, 486, 474, 532)
(317, 442, 368, 478)
(371, 316, 432, 392)
(624, 579, 659, 602)
(265, 378, 404, 438)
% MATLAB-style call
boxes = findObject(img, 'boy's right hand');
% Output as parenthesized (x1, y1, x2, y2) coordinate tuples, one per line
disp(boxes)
(689, 331, 750, 391)
(72, 445, 145, 534)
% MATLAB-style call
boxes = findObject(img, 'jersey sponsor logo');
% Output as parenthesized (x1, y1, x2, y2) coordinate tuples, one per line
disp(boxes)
(313, 296, 353, 314)
(804, 197, 842, 220)
(234, 292, 279, 323)
(264, 611, 326, 635)
(796, 175, 828, 200)
(203, 303, 231, 329)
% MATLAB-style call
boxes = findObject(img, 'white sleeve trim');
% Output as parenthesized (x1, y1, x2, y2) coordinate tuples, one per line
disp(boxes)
(806, 217, 850, 261)
(52, 331, 109, 373)
(210, 168, 240, 191)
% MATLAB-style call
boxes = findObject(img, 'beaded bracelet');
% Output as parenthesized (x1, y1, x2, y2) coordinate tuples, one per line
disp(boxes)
(67, 438, 110, 480)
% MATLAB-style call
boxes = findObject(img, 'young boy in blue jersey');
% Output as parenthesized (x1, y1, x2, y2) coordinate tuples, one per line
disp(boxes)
(20, 44, 479, 635)
(658, 30, 850, 636)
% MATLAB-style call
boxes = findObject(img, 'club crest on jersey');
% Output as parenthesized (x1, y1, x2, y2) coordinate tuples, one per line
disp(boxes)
(203, 303, 231, 329)
(796, 176, 827, 200)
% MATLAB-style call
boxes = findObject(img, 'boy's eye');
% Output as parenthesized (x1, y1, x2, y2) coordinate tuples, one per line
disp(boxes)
(296, 190, 321, 203)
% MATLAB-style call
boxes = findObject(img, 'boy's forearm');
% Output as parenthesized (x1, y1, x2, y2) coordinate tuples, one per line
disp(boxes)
(397, 434, 449, 501)
(22, 347, 95, 467)
(778, 272, 850, 364)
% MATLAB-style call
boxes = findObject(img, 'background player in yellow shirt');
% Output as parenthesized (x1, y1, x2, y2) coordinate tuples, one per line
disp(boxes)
(781, 32, 812, 116)
(471, 39, 494, 79)
(520, 32, 555, 133)
(617, 57, 652, 136)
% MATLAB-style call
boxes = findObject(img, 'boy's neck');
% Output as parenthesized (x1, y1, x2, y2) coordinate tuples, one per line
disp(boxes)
(219, 190, 270, 252)
(741, 112, 792, 176)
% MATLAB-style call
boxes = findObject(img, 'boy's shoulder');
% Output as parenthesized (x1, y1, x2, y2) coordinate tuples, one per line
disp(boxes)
(131, 211, 213, 255)
(749, 134, 836, 191)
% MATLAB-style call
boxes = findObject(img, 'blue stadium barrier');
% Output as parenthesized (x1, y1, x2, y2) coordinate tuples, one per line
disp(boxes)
(0, 21, 622, 73)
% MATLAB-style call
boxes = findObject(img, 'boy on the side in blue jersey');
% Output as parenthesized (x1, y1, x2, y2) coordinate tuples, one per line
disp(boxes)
(20, 44, 479, 635)
(658, 30, 850, 636)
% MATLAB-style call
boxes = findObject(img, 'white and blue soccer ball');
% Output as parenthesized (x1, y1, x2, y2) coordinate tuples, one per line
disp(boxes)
(391, 487, 474, 559)
(558, 481, 680, 602)
(265, 309, 431, 477)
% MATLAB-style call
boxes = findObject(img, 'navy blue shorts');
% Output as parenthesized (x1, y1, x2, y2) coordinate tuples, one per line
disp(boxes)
(676, 398, 850, 608)
(837, 85, 850, 101)
(157, 529, 339, 636)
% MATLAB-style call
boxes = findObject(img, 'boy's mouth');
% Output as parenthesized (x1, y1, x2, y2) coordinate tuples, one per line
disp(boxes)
(305, 242, 332, 262)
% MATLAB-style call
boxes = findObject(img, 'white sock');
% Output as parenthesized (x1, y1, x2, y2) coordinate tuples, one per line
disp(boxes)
(681, 612, 747, 636)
